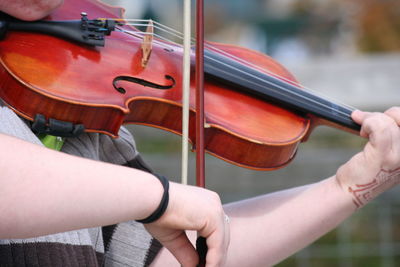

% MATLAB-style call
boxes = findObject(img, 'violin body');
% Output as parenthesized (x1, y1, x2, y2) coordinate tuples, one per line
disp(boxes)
(0, 0, 350, 170)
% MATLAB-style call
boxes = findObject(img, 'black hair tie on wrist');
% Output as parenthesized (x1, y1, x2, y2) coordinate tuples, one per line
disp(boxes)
(136, 174, 169, 224)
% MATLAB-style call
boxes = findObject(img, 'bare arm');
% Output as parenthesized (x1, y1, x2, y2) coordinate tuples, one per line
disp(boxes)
(223, 176, 354, 266)
(152, 177, 354, 267)
(0, 0, 63, 20)
(0, 133, 229, 267)
(0, 133, 165, 237)
(151, 107, 400, 267)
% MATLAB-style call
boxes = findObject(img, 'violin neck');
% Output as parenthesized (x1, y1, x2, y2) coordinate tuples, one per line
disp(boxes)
(203, 49, 361, 133)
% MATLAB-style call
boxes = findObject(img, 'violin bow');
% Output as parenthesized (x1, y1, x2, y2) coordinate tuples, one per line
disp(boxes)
(182, 0, 207, 265)
(181, 0, 191, 186)
(194, 0, 208, 266)
(195, 0, 206, 189)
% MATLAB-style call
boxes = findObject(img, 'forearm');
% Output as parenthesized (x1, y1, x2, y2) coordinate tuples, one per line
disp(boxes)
(0, 0, 63, 20)
(224, 176, 355, 267)
(151, 177, 356, 267)
(0, 133, 162, 238)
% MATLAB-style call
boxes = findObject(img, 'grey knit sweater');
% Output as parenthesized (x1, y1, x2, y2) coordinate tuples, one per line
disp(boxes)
(0, 106, 162, 266)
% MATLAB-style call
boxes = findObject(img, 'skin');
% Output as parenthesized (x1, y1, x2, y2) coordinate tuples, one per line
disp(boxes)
(337, 108, 400, 208)
(2, 1, 400, 266)
(151, 108, 400, 267)
(0, 133, 228, 267)
(0, 0, 64, 20)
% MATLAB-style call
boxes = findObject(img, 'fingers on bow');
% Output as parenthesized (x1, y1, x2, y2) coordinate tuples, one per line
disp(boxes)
(162, 231, 199, 267)
(201, 213, 230, 267)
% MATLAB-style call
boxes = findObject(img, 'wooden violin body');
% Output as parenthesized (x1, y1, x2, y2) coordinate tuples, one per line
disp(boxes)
(0, 0, 357, 170)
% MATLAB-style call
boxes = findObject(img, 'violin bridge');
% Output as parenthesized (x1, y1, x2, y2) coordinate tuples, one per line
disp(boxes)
(141, 20, 154, 68)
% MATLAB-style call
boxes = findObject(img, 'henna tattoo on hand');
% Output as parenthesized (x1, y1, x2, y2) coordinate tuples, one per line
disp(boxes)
(348, 167, 400, 208)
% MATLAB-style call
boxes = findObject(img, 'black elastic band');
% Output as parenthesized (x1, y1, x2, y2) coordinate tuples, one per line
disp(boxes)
(136, 174, 169, 224)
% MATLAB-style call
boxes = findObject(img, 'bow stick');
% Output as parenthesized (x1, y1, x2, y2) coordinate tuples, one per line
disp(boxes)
(182, 0, 207, 264)
(195, 0, 208, 266)
(181, 0, 207, 267)
(182, 0, 207, 265)
(195, 0, 205, 189)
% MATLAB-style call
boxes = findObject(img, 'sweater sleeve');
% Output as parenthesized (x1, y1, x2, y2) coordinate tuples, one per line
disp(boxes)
(61, 126, 162, 267)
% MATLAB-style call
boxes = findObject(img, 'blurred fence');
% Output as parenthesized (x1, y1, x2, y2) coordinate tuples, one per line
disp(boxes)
(279, 199, 400, 267)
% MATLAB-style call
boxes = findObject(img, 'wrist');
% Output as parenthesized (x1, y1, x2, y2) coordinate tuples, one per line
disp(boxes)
(329, 175, 358, 211)
(335, 156, 393, 209)
(136, 174, 169, 224)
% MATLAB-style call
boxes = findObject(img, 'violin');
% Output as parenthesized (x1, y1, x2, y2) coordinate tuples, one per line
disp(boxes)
(0, 0, 360, 171)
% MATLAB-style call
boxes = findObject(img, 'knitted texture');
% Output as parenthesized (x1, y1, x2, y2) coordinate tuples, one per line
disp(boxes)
(0, 106, 162, 266)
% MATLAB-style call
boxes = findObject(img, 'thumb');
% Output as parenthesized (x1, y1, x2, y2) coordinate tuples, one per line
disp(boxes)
(162, 231, 199, 267)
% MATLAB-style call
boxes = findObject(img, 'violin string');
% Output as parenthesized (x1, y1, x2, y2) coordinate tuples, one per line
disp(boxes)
(117, 26, 354, 121)
(117, 27, 354, 122)
(123, 19, 184, 37)
(115, 28, 180, 50)
(117, 29, 179, 44)
(116, 20, 356, 120)
(122, 20, 356, 112)
(145, 19, 355, 111)
(121, 23, 186, 42)
(121, 21, 353, 105)
(204, 55, 355, 124)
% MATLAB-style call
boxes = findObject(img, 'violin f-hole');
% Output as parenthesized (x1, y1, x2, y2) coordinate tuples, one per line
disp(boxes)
(113, 75, 175, 94)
